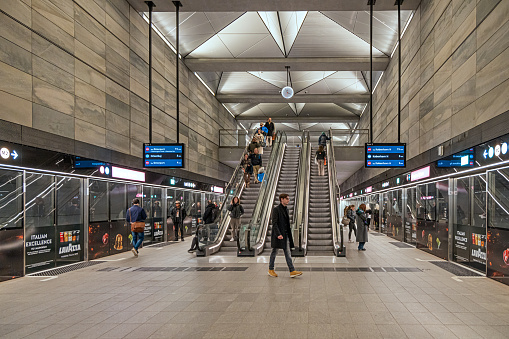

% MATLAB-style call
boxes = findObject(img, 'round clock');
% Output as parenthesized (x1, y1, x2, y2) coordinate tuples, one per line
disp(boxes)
(282, 86, 294, 99)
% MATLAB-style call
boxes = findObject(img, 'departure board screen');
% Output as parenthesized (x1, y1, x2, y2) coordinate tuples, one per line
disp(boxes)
(437, 148, 475, 168)
(365, 143, 406, 168)
(143, 144, 184, 168)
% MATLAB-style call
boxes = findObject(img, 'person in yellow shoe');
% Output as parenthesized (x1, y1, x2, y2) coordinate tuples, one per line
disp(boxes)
(268, 193, 302, 278)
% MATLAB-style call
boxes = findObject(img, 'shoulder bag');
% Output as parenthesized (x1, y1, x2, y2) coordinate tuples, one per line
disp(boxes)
(129, 208, 145, 233)
(341, 215, 350, 226)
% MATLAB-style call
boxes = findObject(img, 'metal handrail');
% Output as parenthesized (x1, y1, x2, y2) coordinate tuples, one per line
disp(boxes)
(328, 129, 345, 256)
(302, 133, 311, 255)
(247, 132, 287, 254)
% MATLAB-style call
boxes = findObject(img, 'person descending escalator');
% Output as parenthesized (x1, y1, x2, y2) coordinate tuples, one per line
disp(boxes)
(315, 145, 326, 176)
(249, 148, 262, 184)
(203, 200, 216, 224)
(227, 197, 244, 242)
(264, 118, 275, 147)
(247, 137, 260, 154)
(241, 153, 252, 188)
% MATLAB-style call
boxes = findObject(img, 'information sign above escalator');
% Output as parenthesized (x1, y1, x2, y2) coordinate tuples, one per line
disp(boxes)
(365, 143, 406, 168)
(143, 143, 184, 168)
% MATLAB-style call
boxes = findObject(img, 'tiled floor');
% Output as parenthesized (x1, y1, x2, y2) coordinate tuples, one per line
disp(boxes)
(1, 232, 509, 339)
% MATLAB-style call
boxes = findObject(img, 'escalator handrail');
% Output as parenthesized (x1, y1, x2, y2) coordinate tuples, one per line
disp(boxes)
(250, 132, 287, 253)
(302, 132, 311, 254)
(292, 131, 310, 253)
(328, 129, 343, 255)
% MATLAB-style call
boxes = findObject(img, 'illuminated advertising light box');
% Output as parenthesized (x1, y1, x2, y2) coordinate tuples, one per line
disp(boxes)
(143, 143, 184, 168)
(410, 166, 430, 182)
(112, 166, 145, 182)
(365, 143, 406, 168)
(437, 148, 475, 168)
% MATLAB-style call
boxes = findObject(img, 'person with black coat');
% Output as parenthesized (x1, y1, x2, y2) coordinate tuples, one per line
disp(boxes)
(226, 197, 244, 241)
(318, 132, 330, 147)
(241, 153, 252, 188)
(264, 118, 275, 147)
(268, 194, 302, 278)
(315, 145, 326, 176)
(202, 200, 216, 224)
(249, 148, 263, 183)
(247, 137, 260, 154)
(170, 201, 187, 241)
(346, 205, 357, 242)
(356, 204, 369, 251)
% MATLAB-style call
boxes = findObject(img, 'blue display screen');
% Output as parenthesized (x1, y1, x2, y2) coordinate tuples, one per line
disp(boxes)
(437, 148, 475, 168)
(143, 144, 184, 168)
(73, 157, 106, 168)
(365, 144, 406, 168)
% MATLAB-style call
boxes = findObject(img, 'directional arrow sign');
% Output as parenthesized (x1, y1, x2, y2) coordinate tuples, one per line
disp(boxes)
(10, 150, 18, 160)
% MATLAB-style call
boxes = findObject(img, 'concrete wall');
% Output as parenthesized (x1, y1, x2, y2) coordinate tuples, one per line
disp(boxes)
(0, 0, 237, 183)
(344, 0, 509, 190)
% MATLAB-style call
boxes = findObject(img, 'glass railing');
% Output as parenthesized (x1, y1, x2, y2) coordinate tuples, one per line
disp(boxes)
(291, 131, 310, 256)
(238, 132, 287, 255)
(329, 129, 345, 256)
(196, 129, 257, 256)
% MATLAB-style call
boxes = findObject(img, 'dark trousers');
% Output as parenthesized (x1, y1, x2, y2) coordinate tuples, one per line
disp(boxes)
(190, 236, 199, 250)
(348, 223, 356, 240)
(174, 222, 184, 240)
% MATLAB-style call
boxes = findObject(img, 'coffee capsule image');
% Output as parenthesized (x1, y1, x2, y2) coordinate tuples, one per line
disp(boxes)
(427, 234, 433, 251)
(503, 248, 509, 265)
(114, 234, 123, 250)
(102, 233, 109, 245)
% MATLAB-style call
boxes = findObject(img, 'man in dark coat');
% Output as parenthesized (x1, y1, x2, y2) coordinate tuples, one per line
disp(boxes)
(170, 201, 187, 241)
(264, 118, 275, 146)
(202, 200, 216, 224)
(268, 194, 302, 278)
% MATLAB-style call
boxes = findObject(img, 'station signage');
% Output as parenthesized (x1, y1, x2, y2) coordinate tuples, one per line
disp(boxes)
(0, 144, 21, 164)
(365, 143, 406, 168)
(143, 143, 184, 168)
(410, 166, 430, 182)
(437, 148, 475, 168)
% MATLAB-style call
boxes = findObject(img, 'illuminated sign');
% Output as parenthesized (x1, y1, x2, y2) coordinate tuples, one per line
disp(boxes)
(211, 186, 224, 194)
(396, 178, 400, 184)
(184, 182, 196, 188)
(410, 166, 430, 182)
(143, 143, 184, 168)
(437, 148, 474, 168)
(365, 186, 372, 193)
(170, 178, 175, 185)
(365, 143, 406, 168)
(112, 166, 145, 182)
(349, 193, 353, 198)
(382, 181, 390, 188)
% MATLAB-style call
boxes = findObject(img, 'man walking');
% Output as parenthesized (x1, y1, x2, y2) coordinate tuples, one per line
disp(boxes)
(268, 194, 302, 278)
(126, 198, 147, 257)
(170, 201, 187, 241)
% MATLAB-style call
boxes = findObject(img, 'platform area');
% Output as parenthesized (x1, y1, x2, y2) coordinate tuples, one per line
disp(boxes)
(1, 233, 508, 339)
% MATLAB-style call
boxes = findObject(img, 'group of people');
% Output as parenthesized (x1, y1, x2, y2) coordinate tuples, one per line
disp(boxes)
(344, 204, 370, 251)
(241, 118, 276, 187)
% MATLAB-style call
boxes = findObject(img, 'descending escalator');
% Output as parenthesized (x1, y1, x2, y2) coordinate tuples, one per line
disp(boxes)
(221, 148, 273, 252)
(306, 146, 334, 254)
(264, 146, 299, 250)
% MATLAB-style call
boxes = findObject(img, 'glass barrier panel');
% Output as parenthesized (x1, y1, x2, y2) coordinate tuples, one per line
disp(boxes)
(0, 169, 23, 229)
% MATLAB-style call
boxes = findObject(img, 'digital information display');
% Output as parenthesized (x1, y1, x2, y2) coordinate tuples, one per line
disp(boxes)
(365, 143, 406, 168)
(73, 156, 106, 169)
(437, 148, 475, 168)
(143, 143, 184, 168)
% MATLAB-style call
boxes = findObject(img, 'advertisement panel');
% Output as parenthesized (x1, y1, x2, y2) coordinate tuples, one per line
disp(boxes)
(0, 229, 24, 281)
(416, 220, 448, 260)
(487, 228, 509, 286)
(110, 221, 128, 254)
(88, 222, 110, 259)
(153, 220, 164, 242)
(404, 220, 417, 244)
(387, 215, 403, 241)
(56, 224, 83, 266)
(25, 226, 55, 274)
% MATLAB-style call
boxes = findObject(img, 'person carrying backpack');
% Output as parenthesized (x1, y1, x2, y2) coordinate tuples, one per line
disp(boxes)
(318, 132, 330, 147)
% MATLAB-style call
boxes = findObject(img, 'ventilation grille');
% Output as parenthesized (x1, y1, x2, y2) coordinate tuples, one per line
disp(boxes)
(28, 261, 106, 276)
(429, 261, 484, 276)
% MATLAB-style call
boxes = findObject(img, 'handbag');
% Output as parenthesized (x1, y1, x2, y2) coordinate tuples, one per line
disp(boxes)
(272, 135, 275, 141)
(342, 215, 350, 226)
(129, 208, 145, 233)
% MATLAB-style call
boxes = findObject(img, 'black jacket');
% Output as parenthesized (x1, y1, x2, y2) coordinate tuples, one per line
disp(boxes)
(346, 208, 356, 226)
(247, 142, 260, 153)
(265, 121, 275, 135)
(202, 203, 216, 224)
(318, 134, 330, 146)
(227, 203, 244, 219)
(170, 206, 187, 224)
(249, 153, 262, 166)
(315, 150, 326, 160)
(270, 204, 294, 249)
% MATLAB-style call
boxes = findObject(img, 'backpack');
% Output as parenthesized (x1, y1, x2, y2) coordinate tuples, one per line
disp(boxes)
(211, 206, 220, 221)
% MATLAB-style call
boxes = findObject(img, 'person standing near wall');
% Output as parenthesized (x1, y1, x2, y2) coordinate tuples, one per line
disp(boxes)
(126, 198, 147, 257)
(356, 204, 369, 251)
(170, 201, 187, 241)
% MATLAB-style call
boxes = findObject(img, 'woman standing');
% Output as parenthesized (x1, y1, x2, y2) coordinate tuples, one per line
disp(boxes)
(227, 197, 244, 241)
(356, 204, 369, 251)
(255, 129, 264, 155)
(315, 145, 326, 176)
(346, 205, 356, 243)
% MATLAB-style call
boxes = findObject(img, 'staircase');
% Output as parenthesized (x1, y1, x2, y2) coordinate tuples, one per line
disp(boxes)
(307, 146, 333, 254)
(221, 148, 273, 252)
(264, 146, 299, 250)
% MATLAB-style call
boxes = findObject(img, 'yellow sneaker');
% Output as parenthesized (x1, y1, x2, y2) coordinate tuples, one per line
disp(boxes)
(290, 271, 302, 278)
(268, 270, 278, 277)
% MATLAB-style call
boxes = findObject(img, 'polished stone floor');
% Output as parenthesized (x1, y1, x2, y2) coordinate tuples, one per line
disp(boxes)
(1, 232, 508, 339)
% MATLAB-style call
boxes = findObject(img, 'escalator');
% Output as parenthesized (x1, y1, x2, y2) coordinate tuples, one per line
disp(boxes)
(306, 146, 333, 254)
(264, 146, 299, 250)
(221, 148, 273, 252)
(197, 132, 284, 256)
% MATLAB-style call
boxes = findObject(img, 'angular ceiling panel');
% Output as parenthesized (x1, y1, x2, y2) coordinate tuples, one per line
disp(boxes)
(258, 12, 285, 54)
(221, 12, 269, 34)
(189, 35, 234, 58)
(217, 72, 280, 95)
(196, 72, 222, 94)
(218, 33, 268, 57)
(289, 11, 385, 57)
(237, 35, 285, 58)
(248, 71, 287, 88)
(223, 103, 258, 116)
(279, 11, 308, 55)
(291, 71, 336, 92)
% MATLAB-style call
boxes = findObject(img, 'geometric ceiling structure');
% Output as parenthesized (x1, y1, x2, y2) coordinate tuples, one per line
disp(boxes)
(144, 7, 415, 132)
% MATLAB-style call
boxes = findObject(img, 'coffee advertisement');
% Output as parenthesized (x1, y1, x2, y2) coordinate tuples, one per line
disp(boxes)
(110, 221, 128, 254)
(25, 226, 55, 274)
(153, 220, 163, 242)
(487, 228, 509, 285)
(56, 224, 83, 265)
(88, 222, 110, 259)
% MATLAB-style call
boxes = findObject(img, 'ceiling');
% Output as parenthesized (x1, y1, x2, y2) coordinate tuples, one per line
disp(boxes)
(133, 1, 416, 133)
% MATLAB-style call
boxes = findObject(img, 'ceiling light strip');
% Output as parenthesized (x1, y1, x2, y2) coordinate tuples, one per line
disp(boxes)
(141, 13, 181, 59)
(222, 103, 236, 119)
(194, 72, 216, 96)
